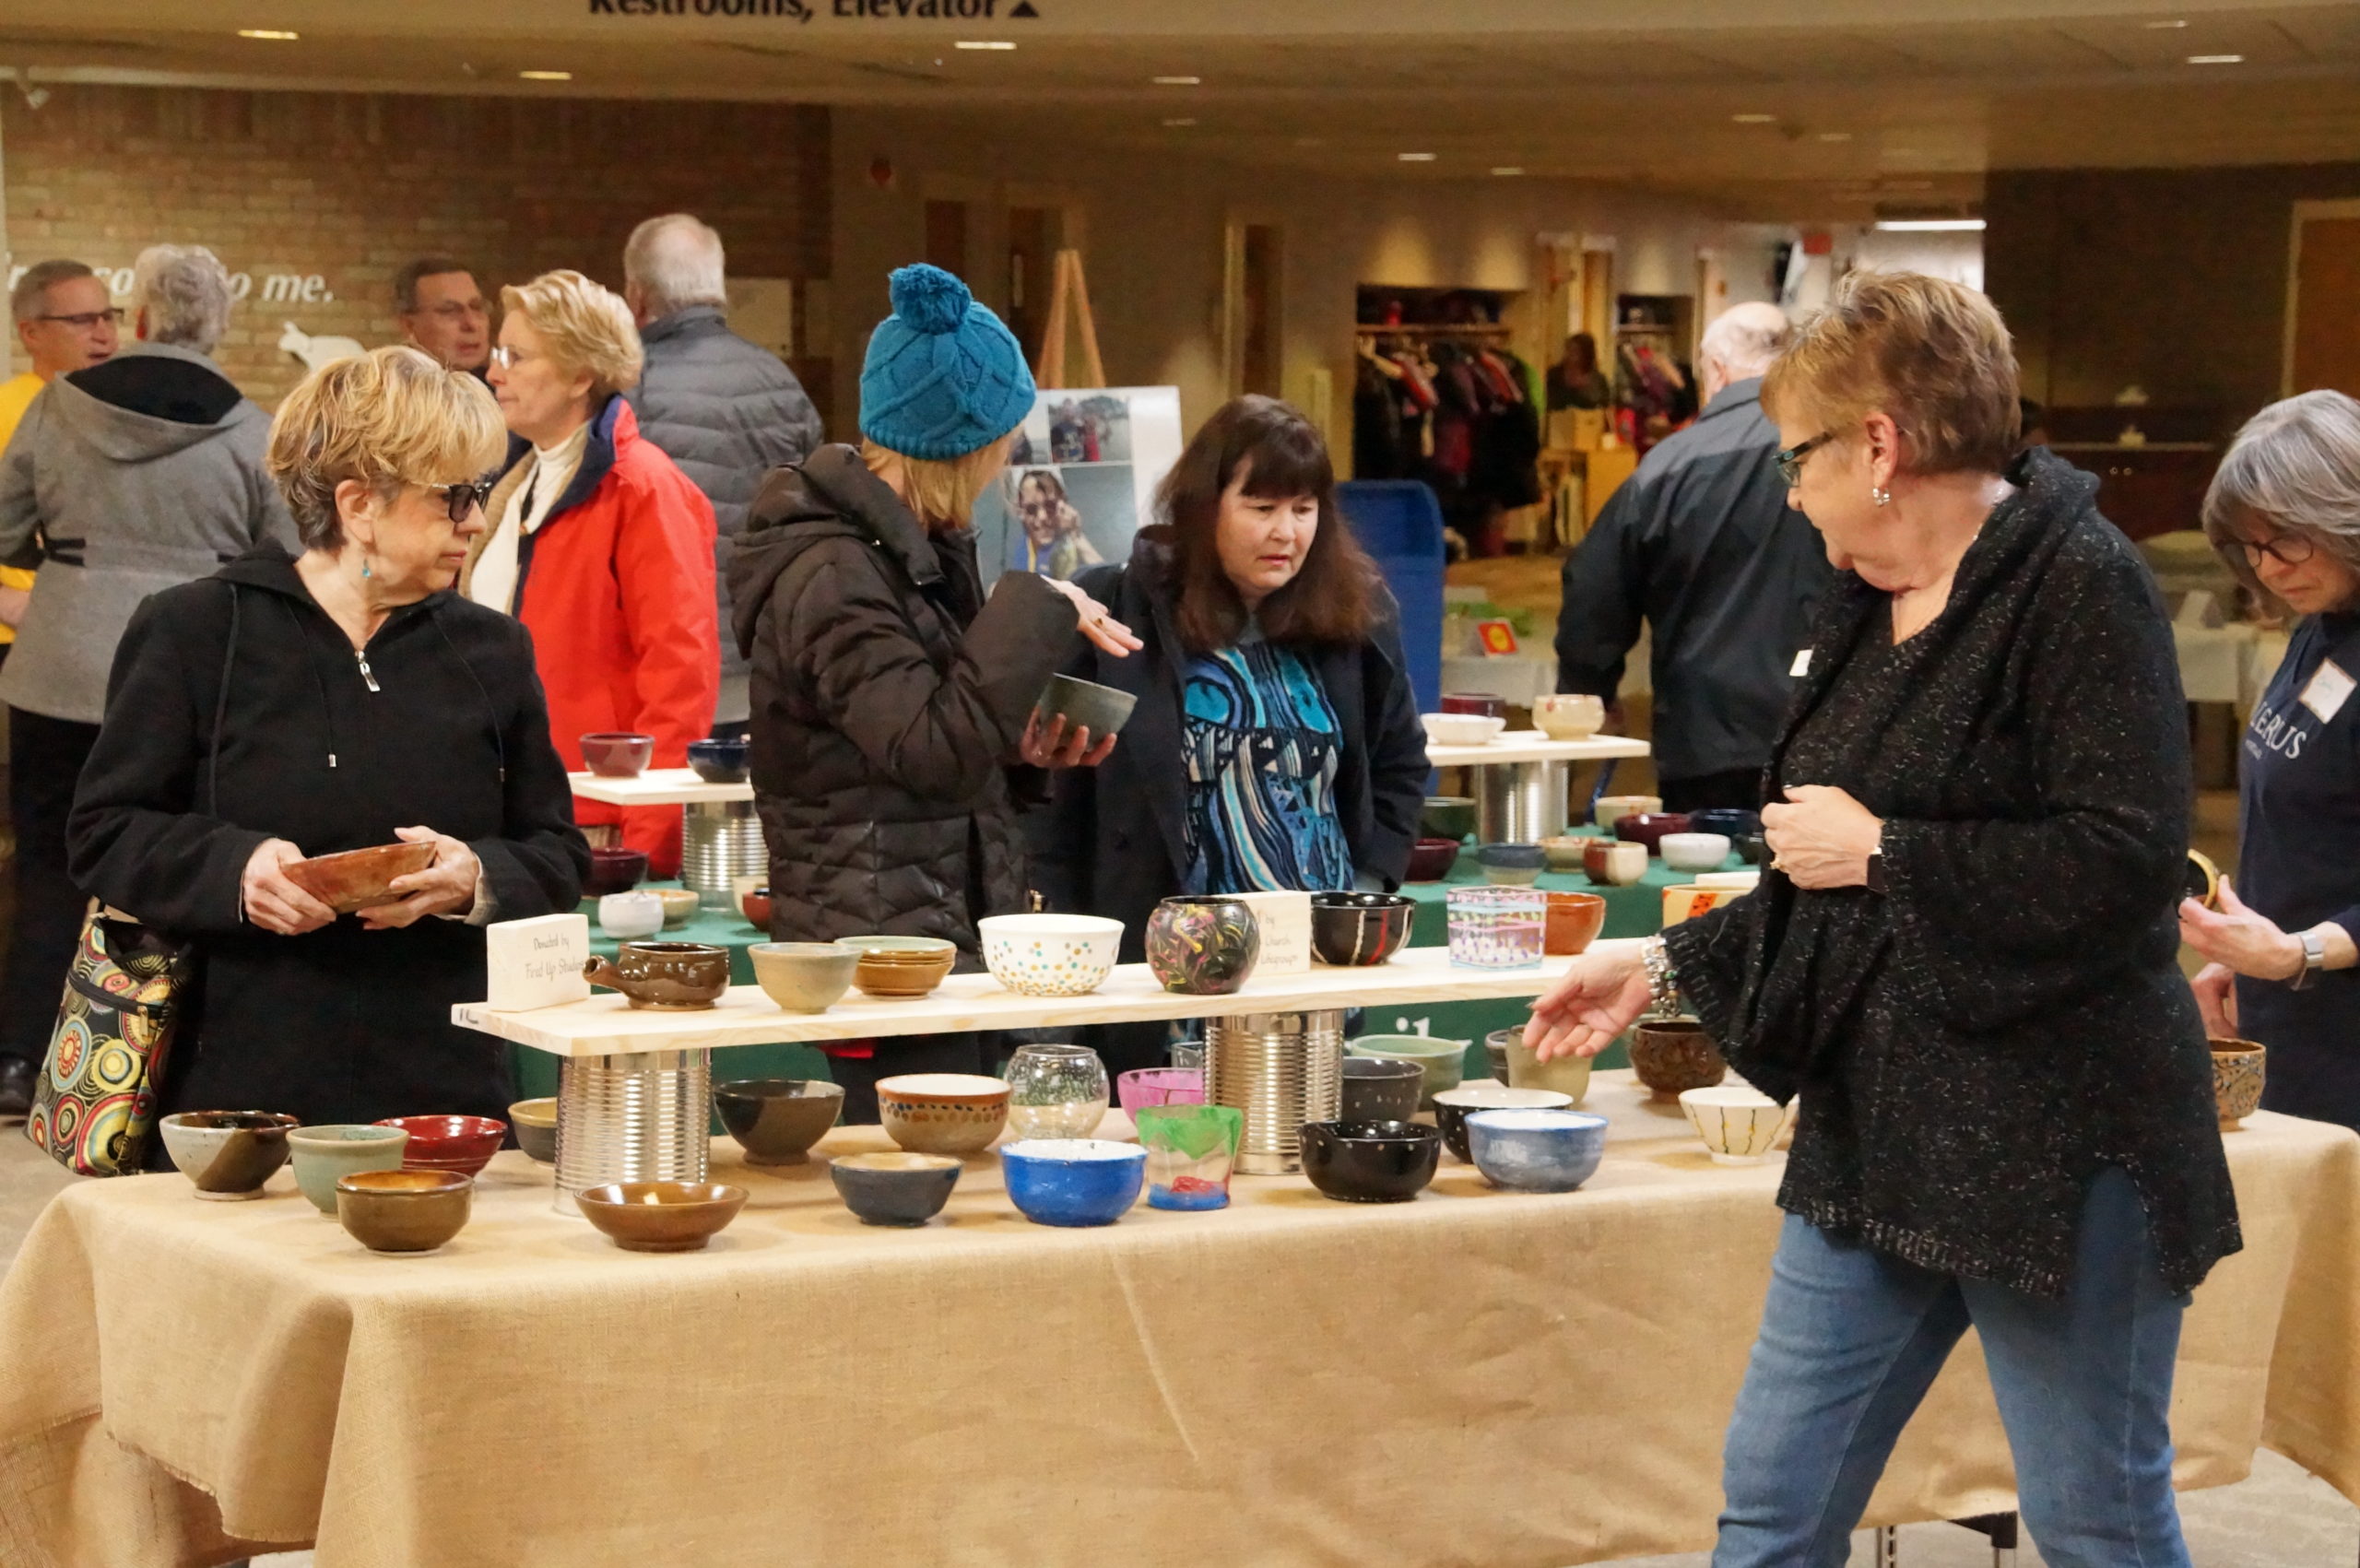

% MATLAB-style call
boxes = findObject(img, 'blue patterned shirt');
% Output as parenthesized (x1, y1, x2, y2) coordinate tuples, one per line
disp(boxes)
(1179, 635, 1356, 895)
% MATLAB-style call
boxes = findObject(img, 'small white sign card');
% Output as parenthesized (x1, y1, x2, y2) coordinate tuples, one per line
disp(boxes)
(1229, 890, 1313, 977)
(484, 913, 592, 1011)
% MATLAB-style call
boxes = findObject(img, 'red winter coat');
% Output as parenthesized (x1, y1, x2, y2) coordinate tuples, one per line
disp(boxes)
(467, 397, 719, 874)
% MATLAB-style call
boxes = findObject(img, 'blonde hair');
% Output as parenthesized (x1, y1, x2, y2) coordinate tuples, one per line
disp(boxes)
(501, 268, 643, 398)
(267, 346, 507, 551)
(2203, 390, 2360, 603)
(1763, 270, 2021, 477)
(860, 437, 1011, 530)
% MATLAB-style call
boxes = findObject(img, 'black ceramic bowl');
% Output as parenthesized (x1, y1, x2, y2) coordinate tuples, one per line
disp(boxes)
(1687, 807, 1762, 840)
(1034, 673, 1139, 741)
(1733, 833, 1767, 866)
(687, 737, 750, 784)
(830, 1151, 962, 1227)
(714, 1078, 844, 1165)
(1339, 1056, 1424, 1123)
(1297, 1120, 1442, 1204)
(1309, 891, 1415, 967)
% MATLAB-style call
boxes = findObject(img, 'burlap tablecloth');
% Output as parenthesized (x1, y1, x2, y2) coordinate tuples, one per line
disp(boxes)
(4, 1072, 2355, 1568)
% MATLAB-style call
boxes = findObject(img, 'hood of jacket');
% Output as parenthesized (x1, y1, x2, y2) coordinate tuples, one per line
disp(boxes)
(50, 341, 260, 465)
(727, 443, 941, 655)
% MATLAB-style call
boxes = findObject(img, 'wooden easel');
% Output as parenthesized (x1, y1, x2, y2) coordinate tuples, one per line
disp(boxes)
(1032, 248, 1106, 390)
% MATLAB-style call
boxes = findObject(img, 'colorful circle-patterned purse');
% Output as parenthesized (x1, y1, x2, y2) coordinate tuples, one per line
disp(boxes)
(22, 912, 196, 1177)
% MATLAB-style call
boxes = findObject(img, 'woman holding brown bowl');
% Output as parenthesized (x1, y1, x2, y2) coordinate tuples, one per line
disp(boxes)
(1525, 272, 2235, 1568)
(68, 348, 586, 1137)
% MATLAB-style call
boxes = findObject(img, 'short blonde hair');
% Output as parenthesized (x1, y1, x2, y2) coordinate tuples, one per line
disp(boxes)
(267, 346, 507, 551)
(1763, 270, 2021, 477)
(502, 268, 643, 398)
(860, 437, 1011, 530)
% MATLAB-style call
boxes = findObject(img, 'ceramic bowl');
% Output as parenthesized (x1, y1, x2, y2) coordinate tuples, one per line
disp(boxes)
(1733, 833, 1768, 865)
(1483, 1033, 1511, 1083)
(507, 1099, 559, 1163)
(1695, 870, 1762, 891)
(655, 888, 702, 929)
(1687, 808, 1763, 840)
(336, 1169, 472, 1252)
(579, 731, 655, 778)
(1000, 1138, 1147, 1227)
(1421, 796, 1478, 843)
(1347, 1034, 1469, 1105)
(1145, 895, 1262, 995)
(749, 941, 859, 1012)
(1543, 890, 1607, 956)
(289, 1124, 409, 1213)
(584, 846, 649, 899)
(739, 886, 774, 930)
(713, 1077, 844, 1164)
(1465, 1107, 1610, 1193)
(1308, 891, 1415, 967)
(1532, 692, 1605, 739)
(1421, 713, 1507, 748)
(1680, 1085, 1797, 1164)
(1034, 673, 1139, 740)
(1298, 1120, 1441, 1203)
(1476, 843, 1547, 887)
(597, 890, 666, 939)
(833, 935, 958, 999)
(375, 1114, 507, 1175)
(583, 940, 732, 1009)
(1115, 1067, 1206, 1113)
(1339, 1055, 1425, 1123)
(1583, 838, 1651, 887)
(1614, 812, 1694, 854)
(1433, 1083, 1574, 1162)
(686, 737, 749, 784)
(1539, 835, 1591, 874)
(159, 1111, 301, 1200)
(1493, 1024, 1594, 1102)
(831, 1150, 962, 1226)
(1660, 832, 1734, 873)
(978, 913, 1124, 997)
(1592, 794, 1662, 829)
(575, 1181, 749, 1252)
(2211, 1038, 2267, 1128)
(281, 842, 439, 915)
(878, 1072, 1011, 1155)
(1439, 692, 1507, 718)
(1405, 837, 1462, 882)
(1629, 1019, 1729, 1099)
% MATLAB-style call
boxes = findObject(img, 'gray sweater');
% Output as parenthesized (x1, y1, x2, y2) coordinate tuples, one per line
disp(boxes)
(0, 341, 298, 725)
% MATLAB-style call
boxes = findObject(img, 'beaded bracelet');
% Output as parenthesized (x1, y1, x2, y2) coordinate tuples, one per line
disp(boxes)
(1642, 935, 1682, 1020)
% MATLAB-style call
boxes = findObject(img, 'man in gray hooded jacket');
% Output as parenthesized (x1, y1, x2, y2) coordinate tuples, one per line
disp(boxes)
(0, 242, 297, 1112)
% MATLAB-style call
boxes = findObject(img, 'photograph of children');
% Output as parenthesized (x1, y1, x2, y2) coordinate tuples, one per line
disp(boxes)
(974, 386, 1183, 588)
(1006, 468, 1107, 580)
(1048, 395, 1134, 465)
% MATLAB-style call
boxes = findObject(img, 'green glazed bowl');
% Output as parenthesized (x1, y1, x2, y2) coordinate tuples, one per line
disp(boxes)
(289, 1125, 410, 1215)
(1346, 1034, 1471, 1106)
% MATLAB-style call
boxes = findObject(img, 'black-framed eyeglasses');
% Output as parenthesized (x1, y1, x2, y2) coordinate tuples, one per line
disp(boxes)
(431, 479, 494, 523)
(36, 309, 124, 330)
(2233, 532, 2316, 570)
(1775, 430, 1837, 487)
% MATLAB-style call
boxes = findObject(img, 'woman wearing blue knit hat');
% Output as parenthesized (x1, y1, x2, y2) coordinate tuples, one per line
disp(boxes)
(729, 265, 1139, 1120)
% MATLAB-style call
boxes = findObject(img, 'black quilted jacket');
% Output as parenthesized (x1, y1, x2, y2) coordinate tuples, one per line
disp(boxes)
(729, 445, 1077, 959)
(1663, 448, 2240, 1298)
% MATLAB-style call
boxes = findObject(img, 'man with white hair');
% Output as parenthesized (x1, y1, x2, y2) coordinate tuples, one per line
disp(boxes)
(0, 243, 296, 1117)
(622, 213, 822, 737)
(1554, 300, 1833, 814)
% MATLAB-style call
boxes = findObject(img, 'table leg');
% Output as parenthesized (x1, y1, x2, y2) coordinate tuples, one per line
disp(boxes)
(552, 1047, 713, 1214)
(680, 799, 766, 909)
(1206, 1009, 1344, 1175)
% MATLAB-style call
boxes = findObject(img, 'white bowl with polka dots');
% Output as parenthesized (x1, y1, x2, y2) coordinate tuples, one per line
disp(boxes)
(978, 914, 1126, 998)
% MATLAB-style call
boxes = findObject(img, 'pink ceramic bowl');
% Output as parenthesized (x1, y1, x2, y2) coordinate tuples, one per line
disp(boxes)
(376, 1114, 508, 1176)
(580, 732, 655, 778)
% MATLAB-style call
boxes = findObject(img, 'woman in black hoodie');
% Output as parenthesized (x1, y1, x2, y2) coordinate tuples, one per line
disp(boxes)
(68, 348, 586, 1131)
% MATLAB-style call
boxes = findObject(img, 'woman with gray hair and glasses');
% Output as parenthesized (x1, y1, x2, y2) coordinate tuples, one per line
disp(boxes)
(2183, 389, 2360, 1130)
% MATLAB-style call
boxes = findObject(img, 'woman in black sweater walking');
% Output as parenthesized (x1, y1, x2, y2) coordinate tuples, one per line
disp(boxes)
(1528, 273, 2236, 1568)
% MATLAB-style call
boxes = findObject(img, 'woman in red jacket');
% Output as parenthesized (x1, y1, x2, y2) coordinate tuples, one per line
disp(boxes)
(466, 268, 719, 874)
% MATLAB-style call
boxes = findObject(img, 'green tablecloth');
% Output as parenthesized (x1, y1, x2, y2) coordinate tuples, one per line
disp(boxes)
(517, 831, 1741, 1100)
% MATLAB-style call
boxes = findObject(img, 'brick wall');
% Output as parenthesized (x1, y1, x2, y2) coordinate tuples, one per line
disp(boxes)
(2, 85, 832, 414)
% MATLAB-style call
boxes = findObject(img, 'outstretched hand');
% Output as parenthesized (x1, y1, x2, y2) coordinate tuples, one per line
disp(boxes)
(1521, 947, 1654, 1061)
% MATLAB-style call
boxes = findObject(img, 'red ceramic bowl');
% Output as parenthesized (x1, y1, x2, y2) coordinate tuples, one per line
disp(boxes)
(282, 842, 439, 914)
(1439, 692, 1506, 718)
(1405, 837, 1462, 882)
(584, 846, 649, 899)
(1613, 812, 1693, 854)
(1544, 890, 1608, 955)
(740, 887, 774, 929)
(580, 732, 655, 779)
(376, 1114, 507, 1176)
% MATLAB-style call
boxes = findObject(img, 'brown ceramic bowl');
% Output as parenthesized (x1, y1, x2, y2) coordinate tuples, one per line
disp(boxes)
(2210, 1037, 2266, 1128)
(714, 1078, 845, 1164)
(1614, 812, 1694, 854)
(336, 1169, 472, 1253)
(836, 935, 960, 999)
(1405, 837, 1462, 883)
(1629, 1018, 1728, 1099)
(508, 1098, 559, 1163)
(158, 1111, 301, 1199)
(583, 941, 731, 1009)
(281, 842, 439, 914)
(376, 1114, 508, 1175)
(740, 887, 774, 930)
(1543, 890, 1608, 956)
(584, 846, 650, 899)
(575, 1181, 749, 1252)
(580, 732, 655, 778)
(878, 1072, 1011, 1155)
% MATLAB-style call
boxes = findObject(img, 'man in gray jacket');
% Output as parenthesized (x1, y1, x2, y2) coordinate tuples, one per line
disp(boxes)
(0, 243, 297, 1114)
(622, 214, 823, 737)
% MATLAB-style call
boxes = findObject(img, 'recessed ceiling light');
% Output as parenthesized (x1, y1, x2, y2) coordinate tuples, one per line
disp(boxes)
(2143, 17, 2189, 27)
(1398, 151, 1437, 162)
(1818, 131, 1853, 143)
(518, 69, 572, 80)
(2187, 53, 2244, 64)
(237, 28, 299, 40)
(955, 40, 1016, 50)
(1874, 218, 1986, 232)
(1732, 112, 1777, 124)
(1162, 117, 1197, 127)
(1491, 166, 1526, 177)
(1152, 75, 1201, 85)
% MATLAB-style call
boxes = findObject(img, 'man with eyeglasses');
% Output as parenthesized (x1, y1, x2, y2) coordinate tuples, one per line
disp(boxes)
(2, 260, 122, 663)
(393, 256, 491, 379)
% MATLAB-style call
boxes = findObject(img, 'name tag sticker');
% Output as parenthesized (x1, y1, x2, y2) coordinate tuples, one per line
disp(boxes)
(2300, 658, 2355, 724)
(1789, 648, 1813, 678)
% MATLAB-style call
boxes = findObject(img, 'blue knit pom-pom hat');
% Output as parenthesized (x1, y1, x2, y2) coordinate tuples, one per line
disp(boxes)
(858, 264, 1037, 461)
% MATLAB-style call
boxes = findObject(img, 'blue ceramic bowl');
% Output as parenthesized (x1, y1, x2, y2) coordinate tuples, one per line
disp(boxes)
(1688, 808, 1764, 839)
(1476, 843, 1547, 869)
(686, 737, 750, 784)
(1465, 1107, 1611, 1193)
(999, 1138, 1147, 1227)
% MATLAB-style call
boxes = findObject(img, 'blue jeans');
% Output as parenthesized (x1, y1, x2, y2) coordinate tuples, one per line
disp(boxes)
(1715, 1168, 2191, 1568)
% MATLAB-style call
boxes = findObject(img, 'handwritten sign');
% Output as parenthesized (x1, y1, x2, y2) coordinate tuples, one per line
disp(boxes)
(485, 914, 593, 1011)
(1229, 890, 1311, 976)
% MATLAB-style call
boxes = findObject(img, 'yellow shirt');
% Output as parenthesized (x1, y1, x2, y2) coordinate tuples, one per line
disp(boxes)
(0, 371, 45, 644)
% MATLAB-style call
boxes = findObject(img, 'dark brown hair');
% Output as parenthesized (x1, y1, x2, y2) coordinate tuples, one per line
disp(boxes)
(1158, 395, 1376, 653)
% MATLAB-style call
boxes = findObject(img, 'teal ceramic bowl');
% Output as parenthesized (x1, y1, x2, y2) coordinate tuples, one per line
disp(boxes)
(288, 1124, 410, 1215)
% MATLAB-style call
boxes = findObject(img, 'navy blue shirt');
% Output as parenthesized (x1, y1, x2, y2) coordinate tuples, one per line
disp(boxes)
(2235, 611, 2360, 1131)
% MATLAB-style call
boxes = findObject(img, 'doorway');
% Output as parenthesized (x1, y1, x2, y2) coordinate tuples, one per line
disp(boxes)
(2286, 199, 2360, 398)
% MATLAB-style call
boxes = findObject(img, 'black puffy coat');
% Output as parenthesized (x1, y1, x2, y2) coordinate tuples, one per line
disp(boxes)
(729, 445, 1078, 957)
(66, 546, 587, 1129)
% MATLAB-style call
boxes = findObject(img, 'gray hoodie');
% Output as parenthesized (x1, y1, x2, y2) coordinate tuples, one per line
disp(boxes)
(0, 341, 298, 725)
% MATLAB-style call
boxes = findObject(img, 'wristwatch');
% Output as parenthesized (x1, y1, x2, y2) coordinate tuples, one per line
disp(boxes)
(2290, 928, 2329, 991)
(1864, 850, 1887, 895)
